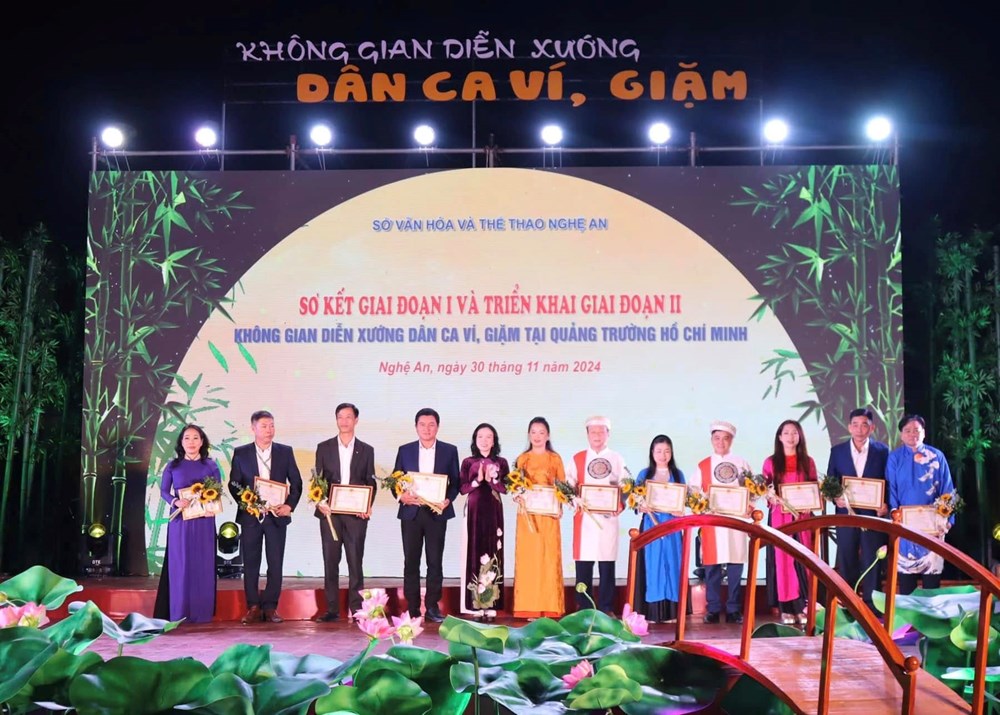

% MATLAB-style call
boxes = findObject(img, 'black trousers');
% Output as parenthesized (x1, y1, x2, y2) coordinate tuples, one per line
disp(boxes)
(897, 571, 941, 595)
(575, 560, 616, 613)
(240, 516, 286, 610)
(836, 524, 888, 610)
(401, 509, 447, 616)
(320, 514, 369, 615)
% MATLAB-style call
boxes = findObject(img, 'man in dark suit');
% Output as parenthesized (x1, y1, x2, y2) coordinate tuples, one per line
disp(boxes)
(228, 410, 302, 624)
(394, 407, 460, 623)
(826, 407, 890, 613)
(313, 402, 376, 622)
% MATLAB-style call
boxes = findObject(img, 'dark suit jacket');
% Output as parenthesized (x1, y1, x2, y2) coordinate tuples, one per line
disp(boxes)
(314, 436, 377, 518)
(826, 439, 890, 517)
(393, 440, 460, 521)
(228, 442, 303, 527)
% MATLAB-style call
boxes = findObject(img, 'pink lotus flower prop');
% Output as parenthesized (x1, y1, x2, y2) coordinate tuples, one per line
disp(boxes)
(355, 588, 390, 620)
(391, 613, 424, 644)
(562, 659, 594, 689)
(0, 603, 49, 629)
(621, 603, 649, 636)
(356, 616, 395, 640)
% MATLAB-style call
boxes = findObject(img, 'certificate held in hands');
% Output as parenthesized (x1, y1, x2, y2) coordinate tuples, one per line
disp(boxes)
(645, 482, 686, 515)
(254, 477, 290, 512)
(778, 482, 822, 512)
(178, 486, 207, 520)
(328, 484, 374, 515)
(409, 472, 448, 504)
(524, 485, 559, 516)
(580, 484, 620, 514)
(842, 477, 885, 510)
(709, 485, 750, 516)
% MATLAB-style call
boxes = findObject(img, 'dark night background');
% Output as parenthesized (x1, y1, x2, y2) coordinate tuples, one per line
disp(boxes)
(0, 1, 995, 567)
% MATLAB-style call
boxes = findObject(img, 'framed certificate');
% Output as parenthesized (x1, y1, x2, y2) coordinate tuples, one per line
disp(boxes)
(254, 477, 290, 508)
(580, 484, 621, 514)
(900, 506, 941, 534)
(409, 472, 448, 504)
(178, 486, 207, 520)
(709, 486, 750, 516)
(843, 477, 885, 510)
(779, 483, 822, 511)
(645, 482, 686, 515)
(524, 485, 559, 516)
(328, 484, 373, 515)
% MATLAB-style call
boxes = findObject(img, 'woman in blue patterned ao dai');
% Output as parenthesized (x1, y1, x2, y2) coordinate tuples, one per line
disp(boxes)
(632, 434, 687, 622)
(886, 414, 955, 594)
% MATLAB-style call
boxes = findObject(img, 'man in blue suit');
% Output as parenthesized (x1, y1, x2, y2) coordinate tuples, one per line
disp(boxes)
(228, 410, 303, 624)
(826, 407, 890, 613)
(394, 407, 460, 623)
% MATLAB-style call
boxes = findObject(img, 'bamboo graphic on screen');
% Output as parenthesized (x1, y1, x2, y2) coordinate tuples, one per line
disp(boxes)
(84, 171, 251, 573)
(733, 165, 902, 440)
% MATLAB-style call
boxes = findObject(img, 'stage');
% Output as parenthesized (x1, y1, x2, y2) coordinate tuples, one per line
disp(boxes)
(60, 577, 970, 715)
(53, 574, 744, 622)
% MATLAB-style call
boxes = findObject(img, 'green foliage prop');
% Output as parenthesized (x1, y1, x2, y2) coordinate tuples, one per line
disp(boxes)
(0, 566, 798, 714)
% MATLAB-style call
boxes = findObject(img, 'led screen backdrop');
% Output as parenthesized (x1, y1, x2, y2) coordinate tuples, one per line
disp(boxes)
(83, 166, 902, 577)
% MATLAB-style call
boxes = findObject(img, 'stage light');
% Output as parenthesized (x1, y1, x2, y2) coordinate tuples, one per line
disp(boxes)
(763, 119, 789, 144)
(413, 124, 435, 147)
(541, 124, 564, 146)
(100, 126, 125, 149)
(865, 116, 893, 142)
(194, 126, 218, 148)
(310, 123, 333, 147)
(648, 122, 671, 145)
(218, 521, 239, 553)
(216, 521, 243, 579)
(87, 522, 108, 555)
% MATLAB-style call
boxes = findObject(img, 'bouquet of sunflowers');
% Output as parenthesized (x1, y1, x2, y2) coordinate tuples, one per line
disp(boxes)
(933, 491, 964, 517)
(169, 476, 223, 520)
(378, 469, 442, 515)
(504, 467, 537, 533)
(819, 474, 856, 515)
(554, 478, 603, 529)
(308, 469, 338, 541)
(199, 476, 223, 514)
(685, 485, 710, 515)
(741, 468, 769, 499)
(619, 476, 648, 511)
(379, 469, 412, 497)
(236, 481, 268, 521)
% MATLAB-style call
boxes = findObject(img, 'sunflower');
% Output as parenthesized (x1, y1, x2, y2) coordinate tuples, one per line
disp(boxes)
(621, 481, 633, 494)
(190, 482, 204, 495)
(936, 505, 950, 517)
(309, 485, 324, 502)
(555, 489, 569, 504)
(200, 488, 219, 502)
(241, 490, 254, 504)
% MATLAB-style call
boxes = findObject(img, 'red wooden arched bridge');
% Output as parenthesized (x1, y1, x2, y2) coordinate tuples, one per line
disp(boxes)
(626, 511, 999, 714)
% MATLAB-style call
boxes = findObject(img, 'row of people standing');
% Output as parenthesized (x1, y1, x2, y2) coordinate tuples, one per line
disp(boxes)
(155, 405, 955, 626)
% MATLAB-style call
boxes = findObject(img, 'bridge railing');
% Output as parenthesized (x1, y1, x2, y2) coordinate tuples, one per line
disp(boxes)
(776, 511, 1000, 714)
(627, 511, 919, 714)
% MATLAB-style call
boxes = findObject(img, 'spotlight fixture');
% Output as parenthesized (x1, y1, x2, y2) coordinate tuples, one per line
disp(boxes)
(216, 521, 243, 579)
(865, 116, 893, 142)
(309, 123, 333, 147)
(84, 521, 112, 577)
(194, 125, 218, 149)
(540, 124, 564, 146)
(413, 124, 435, 147)
(648, 122, 671, 145)
(762, 119, 789, 144)
(100, 126, 125, 149)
